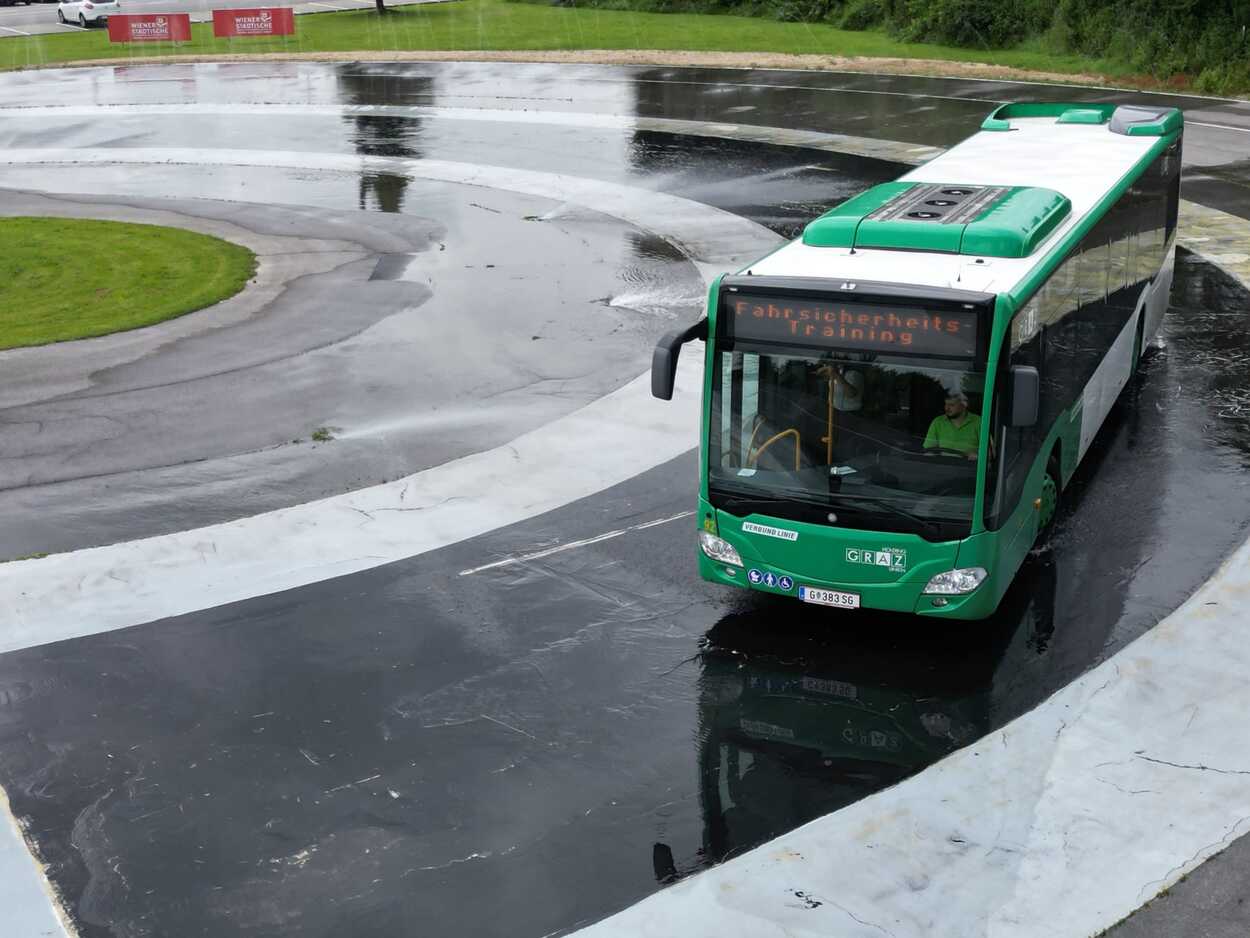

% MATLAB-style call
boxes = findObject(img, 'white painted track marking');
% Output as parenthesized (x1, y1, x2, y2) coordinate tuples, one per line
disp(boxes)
(0, 105, 944, 165)
(0, 147, 774, 266)
(568, 74, 999, 106)
(551, 66, 1250, 107)
(0, 150, 779, 650)
(0, 25, 32, 36)
(458, 510, 695, 576)
(0, 357, 711, 654)
(0, 103, 642, 124)
(1188, 120, 1250, 135)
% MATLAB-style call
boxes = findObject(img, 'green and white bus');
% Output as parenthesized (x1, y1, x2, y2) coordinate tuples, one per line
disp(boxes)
(652, 102, 1183, 619)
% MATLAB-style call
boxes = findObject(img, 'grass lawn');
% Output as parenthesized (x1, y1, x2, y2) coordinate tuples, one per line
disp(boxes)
(0, 0, 1121, 82)
(0, 217, 255, 350)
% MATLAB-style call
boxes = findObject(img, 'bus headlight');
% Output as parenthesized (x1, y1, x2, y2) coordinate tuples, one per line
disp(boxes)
(699, 531, 742, 567)
(923, 567, 988, 595)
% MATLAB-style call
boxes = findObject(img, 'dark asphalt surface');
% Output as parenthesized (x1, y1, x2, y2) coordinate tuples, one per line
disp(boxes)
(0, 62, 1248, 937)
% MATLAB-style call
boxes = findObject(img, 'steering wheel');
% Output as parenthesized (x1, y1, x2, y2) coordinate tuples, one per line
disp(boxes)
(926, 482, 973, 497)
(923, 446, 976, 460)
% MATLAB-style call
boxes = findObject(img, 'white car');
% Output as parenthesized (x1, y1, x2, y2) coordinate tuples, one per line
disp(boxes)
(57, 0, 119, 26)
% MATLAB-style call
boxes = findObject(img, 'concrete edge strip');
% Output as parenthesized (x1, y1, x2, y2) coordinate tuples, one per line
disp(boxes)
(0, 788, 74, 938)
(0, 194, 378, 409)
(0, 102, 944, 165)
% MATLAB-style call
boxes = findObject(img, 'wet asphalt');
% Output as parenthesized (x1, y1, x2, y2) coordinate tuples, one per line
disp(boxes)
(0, 62, 1248, 937)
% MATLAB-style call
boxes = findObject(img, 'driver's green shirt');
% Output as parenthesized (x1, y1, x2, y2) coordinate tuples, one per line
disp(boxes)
(924, 412, 982, 455)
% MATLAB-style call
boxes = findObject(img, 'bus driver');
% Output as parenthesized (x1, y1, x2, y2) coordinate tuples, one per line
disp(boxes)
(924, 391, 982, 460)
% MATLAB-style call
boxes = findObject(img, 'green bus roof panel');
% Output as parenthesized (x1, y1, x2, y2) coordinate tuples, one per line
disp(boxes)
(1109, 105, 1184, 137)
(802, 182, 1072, 258)
(801, 182, 913, 247)
(961, 187, 1072, 258)
(1057, 108, 1109, 125)
(980, 116, 1013, 132)
(981, 102, 1182, 137)
(852, 182, 973, 253)
(984, 102, 1117, 124)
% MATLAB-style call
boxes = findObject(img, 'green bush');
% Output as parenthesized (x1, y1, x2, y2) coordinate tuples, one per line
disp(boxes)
(1195, 58, 1250, 94)
(1053, 0, 1250, 79)
(885, 0, 1043, 46)
(773, 0, 842, 22)
(838, 0, 884, 28)
(518, 0, 1250, 91)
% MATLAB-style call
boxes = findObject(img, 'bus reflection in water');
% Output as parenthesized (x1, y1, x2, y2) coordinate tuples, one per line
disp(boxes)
(653, 554, 1056, 883)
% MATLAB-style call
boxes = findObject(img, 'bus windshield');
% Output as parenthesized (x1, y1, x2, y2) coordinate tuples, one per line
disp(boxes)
(709, 346, 987, 538)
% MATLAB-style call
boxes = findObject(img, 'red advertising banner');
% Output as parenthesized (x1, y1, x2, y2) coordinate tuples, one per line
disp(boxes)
(212, 7, 296, 37)
(107, 13, 193, 42)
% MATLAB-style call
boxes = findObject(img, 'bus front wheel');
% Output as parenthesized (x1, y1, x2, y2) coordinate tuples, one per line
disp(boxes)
(1132, 315, 1147, 376)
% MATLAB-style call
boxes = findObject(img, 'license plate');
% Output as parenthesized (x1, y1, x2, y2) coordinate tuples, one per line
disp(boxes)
(798, 586, 860, 609)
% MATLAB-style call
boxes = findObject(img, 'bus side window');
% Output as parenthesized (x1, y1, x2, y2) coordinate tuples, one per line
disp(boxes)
(1164, 141, 1181, 244)
(1042, 252, 1082, 424)
(1080, 241, 1110, 307)
(717, 351, 746, 468)
(1110, 231, 1131, 301)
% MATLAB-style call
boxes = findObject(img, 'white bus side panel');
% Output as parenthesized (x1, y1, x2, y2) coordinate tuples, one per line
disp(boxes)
(1078, 308, 1142, 461)
(1145, 242, 1177, 343)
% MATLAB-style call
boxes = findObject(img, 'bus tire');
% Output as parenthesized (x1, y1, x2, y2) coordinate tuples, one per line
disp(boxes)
(1038, 472, 1058, 530)
(1132, 315, 1147, 376)
(1037, 453, 1061, 536)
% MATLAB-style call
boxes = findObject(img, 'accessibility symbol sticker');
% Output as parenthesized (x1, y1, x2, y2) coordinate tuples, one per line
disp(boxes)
(778, 576, 794, 591)
(748, 569, 764, 584)
(763, 572, 778, 588)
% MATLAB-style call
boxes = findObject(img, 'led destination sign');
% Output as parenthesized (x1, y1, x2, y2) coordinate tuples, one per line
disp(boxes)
(726, 294, 979, 357)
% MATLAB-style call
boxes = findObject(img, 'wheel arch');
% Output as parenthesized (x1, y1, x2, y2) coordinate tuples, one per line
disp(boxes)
(1048, 439, 1065, 489)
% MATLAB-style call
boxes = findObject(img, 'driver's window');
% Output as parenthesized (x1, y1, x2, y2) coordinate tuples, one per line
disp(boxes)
(984, 303, 1044, 530)
(717, 351, 756, 469)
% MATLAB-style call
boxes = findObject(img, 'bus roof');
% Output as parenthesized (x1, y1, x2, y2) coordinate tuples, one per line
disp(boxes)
(745, 104, 1181, 300)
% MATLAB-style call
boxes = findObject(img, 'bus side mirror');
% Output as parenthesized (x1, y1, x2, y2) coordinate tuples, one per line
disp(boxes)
(1009, 365, 1040, 427)
(651, 317, 708, 400)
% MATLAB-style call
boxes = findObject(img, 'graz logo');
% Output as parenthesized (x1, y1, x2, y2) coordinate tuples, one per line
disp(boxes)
(845, 547, 907, 573)
(839, 282, 857, 291)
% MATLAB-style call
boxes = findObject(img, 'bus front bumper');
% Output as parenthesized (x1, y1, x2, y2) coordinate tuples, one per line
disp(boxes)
(697, 551, 999, 619)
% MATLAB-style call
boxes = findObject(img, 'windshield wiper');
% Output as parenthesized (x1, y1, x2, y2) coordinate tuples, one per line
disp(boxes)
(712, 485, 946, 539)
(713, 492, 809, 510)
(826, 492, 941, 537)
